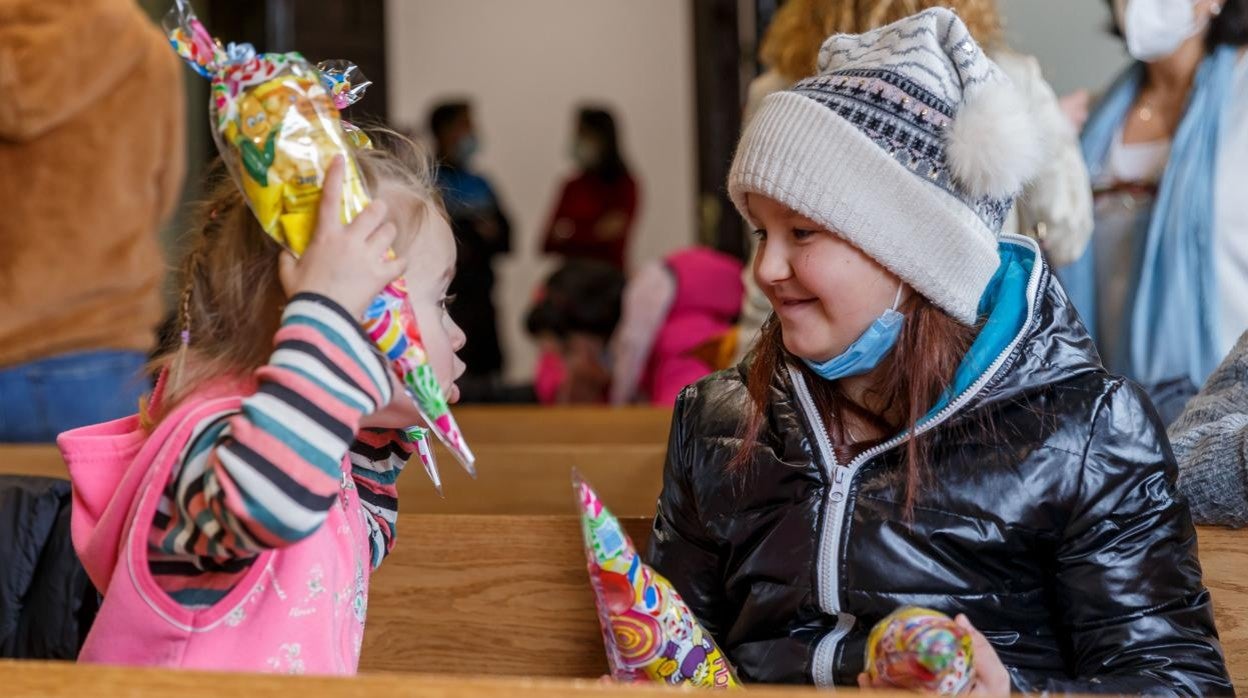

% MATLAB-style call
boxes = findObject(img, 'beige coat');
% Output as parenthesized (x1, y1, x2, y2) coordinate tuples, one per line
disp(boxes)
(0, 0, 185, 367)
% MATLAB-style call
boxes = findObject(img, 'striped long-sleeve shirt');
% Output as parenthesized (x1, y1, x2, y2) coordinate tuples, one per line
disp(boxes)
(148, 294, 414, 608)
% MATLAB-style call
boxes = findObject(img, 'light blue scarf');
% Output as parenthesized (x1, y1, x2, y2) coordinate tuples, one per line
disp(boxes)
(1057, 46, 1238, 391)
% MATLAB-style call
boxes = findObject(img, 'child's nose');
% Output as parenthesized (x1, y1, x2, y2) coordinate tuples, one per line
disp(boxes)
(754, 236, 791, 287)
(450, 320, 468, 352)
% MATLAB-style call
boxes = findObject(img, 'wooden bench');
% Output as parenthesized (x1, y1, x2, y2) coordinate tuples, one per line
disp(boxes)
(360, 515, 652, 678)
(364, 515, 1248, 692)
(0, 444, 667, 517)
(2, 448, 1244, 689)
(0, 660, 835, 697)
(454, 406, 671, 446)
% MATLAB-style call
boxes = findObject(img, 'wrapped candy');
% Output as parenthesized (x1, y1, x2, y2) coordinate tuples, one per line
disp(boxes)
(574, 473, 739, 689)
(316, 59, 373, 149)
(164, 0, 474, 492)
(865, 607, 974, 695)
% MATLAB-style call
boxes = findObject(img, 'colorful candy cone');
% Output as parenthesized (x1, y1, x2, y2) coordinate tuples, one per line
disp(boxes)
(574, 472, 739, 688)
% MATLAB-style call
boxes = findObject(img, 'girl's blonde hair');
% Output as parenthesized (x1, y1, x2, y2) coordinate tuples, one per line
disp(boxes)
(759, 0, 1003, 82)
(147, 129, 441, 424)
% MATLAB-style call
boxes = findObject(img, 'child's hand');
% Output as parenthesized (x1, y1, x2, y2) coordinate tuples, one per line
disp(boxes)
(856, 614, 1010, 696)
(279, 156, 407, 319)
(955, 614, 1010, 697)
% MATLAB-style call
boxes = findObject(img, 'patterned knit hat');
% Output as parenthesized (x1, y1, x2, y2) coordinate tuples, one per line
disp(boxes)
(729, 8, 1044, 325)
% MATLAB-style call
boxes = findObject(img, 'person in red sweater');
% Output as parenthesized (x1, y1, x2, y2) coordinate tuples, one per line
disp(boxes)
(542, 107, 639, 270)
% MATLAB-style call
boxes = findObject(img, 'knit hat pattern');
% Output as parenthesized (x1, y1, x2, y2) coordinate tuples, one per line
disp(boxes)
(730, 8, 1044, 324)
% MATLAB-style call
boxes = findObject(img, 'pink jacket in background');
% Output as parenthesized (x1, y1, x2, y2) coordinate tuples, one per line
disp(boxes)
(613, 247, 744, 407)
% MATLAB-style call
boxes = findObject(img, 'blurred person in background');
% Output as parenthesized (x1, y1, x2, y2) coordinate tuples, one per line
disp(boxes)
(0, 0, 185, 441)
(610, 247, 743, 407)
(732, 0, 1093, 362)
(430, 101, 512, 395)
(1058, 0, 1248, 423)
(542, 107, 639, 271)
(526, 248, 744, 408)
(526, 260, 625, 405)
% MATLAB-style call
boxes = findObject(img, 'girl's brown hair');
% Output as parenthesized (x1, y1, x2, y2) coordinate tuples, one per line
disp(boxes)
(146, 129, 441, 425)
(759, 0, 1003, 82)
(730, 292, 981, 512)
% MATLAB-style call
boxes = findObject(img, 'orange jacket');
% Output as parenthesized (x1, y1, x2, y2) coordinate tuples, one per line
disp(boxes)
(0, 0, 185, 367)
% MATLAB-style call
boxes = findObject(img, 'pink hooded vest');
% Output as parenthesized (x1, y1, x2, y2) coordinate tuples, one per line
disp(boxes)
(58, 376, 371, 674)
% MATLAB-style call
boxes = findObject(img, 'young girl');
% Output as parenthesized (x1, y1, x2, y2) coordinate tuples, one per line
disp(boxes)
(646, 10, 1232, 694)
(57, 133, 465, 674)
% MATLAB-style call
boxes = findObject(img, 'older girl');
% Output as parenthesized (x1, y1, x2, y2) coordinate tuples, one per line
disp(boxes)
(647, 10, 1230, 693)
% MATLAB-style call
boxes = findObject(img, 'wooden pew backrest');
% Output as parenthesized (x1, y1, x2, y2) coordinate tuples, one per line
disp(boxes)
(2, 442, 1242, 690)
(409, 444, 664, 516)
(0, 444, 65, 481)
(454, 406, 671, 445)
(0, 444, 666, 517)
(361, 515, 653, 678)
(366, 516, 1247, 692)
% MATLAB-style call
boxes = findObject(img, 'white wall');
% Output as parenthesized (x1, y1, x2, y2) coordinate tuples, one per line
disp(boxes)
(386, 0, 698, 384)
(998, 0, 1130, 95)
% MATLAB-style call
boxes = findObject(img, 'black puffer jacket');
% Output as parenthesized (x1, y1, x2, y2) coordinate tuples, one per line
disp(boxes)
(646, 238, 1231, 694)
(0, 476, 98, 659)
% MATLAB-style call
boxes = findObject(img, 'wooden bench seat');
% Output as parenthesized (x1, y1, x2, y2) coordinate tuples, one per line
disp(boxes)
(0, 660, 834, 697)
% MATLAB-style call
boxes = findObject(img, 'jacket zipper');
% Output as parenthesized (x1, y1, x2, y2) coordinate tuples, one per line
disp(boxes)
(795, 236, 1045, 686)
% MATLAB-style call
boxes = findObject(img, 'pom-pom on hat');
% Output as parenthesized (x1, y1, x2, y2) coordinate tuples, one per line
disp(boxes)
(729, 8, 1044, 325)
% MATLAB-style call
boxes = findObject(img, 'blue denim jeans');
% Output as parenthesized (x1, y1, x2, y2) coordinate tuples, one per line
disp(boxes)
(0, 350, 148, 442)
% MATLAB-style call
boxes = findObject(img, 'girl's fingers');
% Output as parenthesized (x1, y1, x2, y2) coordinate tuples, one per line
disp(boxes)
(318, 156, 346, 226)
(378, 255, 408, 283)
(345, 200, 389, 239)
(957, 615, 990, 655)
(366, 221, 398, 254)
(957, 615, 986, 643)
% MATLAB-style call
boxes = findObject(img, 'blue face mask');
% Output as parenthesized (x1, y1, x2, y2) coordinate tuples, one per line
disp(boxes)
(801, 285, 905, 381)
(454, 134, 479, 165)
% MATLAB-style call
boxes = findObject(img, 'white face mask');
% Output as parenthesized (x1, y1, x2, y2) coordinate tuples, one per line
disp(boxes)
(1114, 0, 1210, 62)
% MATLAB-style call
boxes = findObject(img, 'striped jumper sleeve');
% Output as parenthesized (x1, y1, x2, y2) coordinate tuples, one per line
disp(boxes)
(148, 293, 393, 607)
(349, 429, 415, 569)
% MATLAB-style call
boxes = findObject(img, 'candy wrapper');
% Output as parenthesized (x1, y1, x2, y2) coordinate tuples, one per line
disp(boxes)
(574, 473, 739, 688)
(164, 0, 473, 491)
(317, 59, 373, 149)
(865, 607, 974, 695)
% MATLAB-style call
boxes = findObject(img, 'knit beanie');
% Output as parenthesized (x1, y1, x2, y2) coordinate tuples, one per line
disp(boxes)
(728, 8, 1044, 325)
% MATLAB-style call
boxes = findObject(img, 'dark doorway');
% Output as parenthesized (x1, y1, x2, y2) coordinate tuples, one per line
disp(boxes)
(207, 0, 390, 125)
